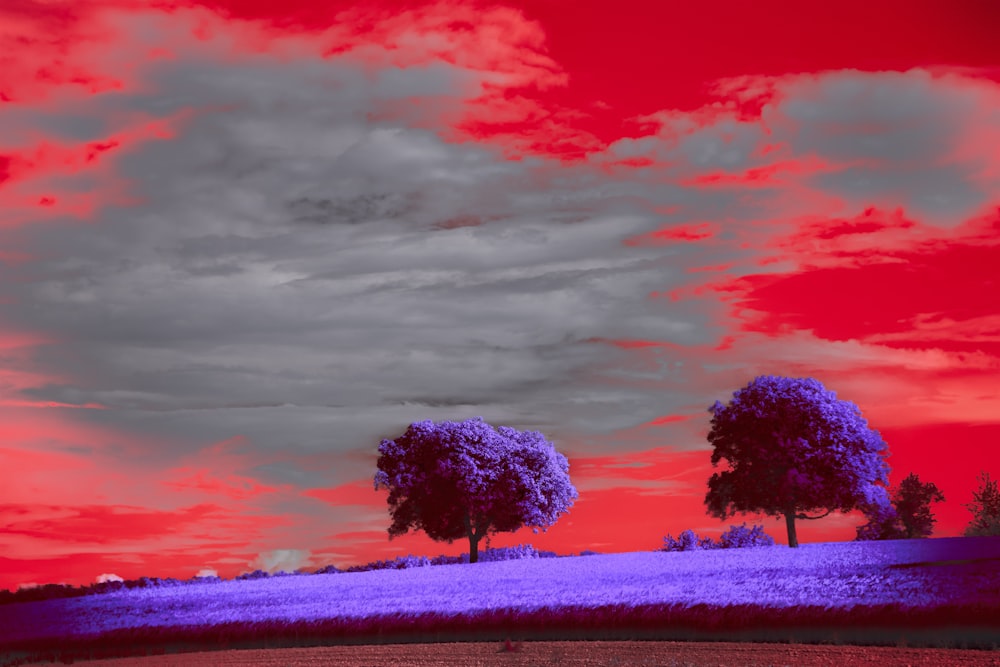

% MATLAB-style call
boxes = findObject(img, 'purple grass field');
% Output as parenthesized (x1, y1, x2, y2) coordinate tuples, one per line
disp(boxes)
(2, 536, 999, 666)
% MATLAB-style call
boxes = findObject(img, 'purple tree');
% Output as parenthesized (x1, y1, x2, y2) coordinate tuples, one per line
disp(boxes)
(704, 375, 891, 548)
(857, 472, 945, 540)
(964, 470, 1000, 537)
(373, 417, 578, 563)
(894, 473, 945, 538)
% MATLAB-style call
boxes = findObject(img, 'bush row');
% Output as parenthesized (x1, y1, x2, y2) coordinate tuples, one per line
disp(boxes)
(0, 544, 583, 605)
(0, 576, 208, 606)
(334, 544, 561, 571)
(661, 523, 776, 552)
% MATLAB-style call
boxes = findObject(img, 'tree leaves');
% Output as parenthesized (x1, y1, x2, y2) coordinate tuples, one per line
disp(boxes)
(704, 375, 891, 545)
(964, 470, 1000, 537)
(373, 417, 578, 559)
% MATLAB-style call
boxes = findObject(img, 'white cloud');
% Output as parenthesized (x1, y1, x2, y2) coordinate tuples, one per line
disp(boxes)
(252, 549, 310, 573)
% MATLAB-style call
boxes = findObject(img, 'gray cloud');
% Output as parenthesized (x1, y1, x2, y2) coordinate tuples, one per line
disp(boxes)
(808, 163, 983, 218)
(1, 48, 721, 488)
(770, 70, 961, 163)
(766, 69, 991, 224)
(611, 70, 996, 229)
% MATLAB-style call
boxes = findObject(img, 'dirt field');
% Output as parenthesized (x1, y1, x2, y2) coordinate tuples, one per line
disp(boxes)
(24, 641, 1000, 667)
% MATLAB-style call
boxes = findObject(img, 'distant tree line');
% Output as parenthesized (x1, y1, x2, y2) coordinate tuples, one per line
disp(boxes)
(0, 545, 585, 606)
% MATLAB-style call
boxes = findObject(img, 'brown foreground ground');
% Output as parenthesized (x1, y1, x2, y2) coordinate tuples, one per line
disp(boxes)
(23, 641, 1000, 667)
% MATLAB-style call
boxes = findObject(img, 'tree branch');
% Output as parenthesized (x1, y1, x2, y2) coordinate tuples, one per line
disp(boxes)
(796, 508, 833, 520)
(474, 512, 491, 540)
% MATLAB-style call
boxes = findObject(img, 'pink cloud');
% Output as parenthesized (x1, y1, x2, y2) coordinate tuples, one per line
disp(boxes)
(302, 479, 382, 508)
(0, 503, 226, 545)
(161, 470, 281, 501)
(623, 222, 718, 247)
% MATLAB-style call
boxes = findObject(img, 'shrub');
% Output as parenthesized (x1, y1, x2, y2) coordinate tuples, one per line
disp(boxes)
(343, 563, 372, 573)
(346, 554, 432, 573)
(663, 524, 775, 552)
(5, 583, 80, 604)
(662, 529, 716, 552)
(579, 550, 601, 556)
(341, 546, 553, 571)
(313, 565, 341, 575)
(138, 577, 166, 587)
(236, 569, 271, 581)
(717, 523, 776, 549)
(490, 544, 540, 561)
(854, 504, 906, 541)
(91, 580, 126, 593)
(459, 544, 543, 563)
(392, 554, 432, 569)
(344, 561, 384, 573)
(124, 577, 167, 589)
(430, 554, 463, 566)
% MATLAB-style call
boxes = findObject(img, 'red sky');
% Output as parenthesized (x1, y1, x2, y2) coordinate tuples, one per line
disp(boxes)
(1, 0, 999, 590)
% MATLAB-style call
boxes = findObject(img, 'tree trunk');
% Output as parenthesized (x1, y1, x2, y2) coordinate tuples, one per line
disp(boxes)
(469, 532, 481, 563)
(785, 510, 799, 548)
(465, 511, 483, 563)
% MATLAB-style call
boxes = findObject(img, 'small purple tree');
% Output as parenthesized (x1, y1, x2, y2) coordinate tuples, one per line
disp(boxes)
(374, 417, 578, 563)
(894, 473, 945, 538)
(704, 375, 891, 548)
(857, 472, 945, 540)
(964, 470, 1000, 537)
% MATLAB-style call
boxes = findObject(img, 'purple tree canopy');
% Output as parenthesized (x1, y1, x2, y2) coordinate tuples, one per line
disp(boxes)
(373, 417, 578, 562)
(704, 375, 891, 546)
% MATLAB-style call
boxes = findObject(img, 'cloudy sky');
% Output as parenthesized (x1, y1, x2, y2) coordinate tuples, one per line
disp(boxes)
(2, 0, 998, 590)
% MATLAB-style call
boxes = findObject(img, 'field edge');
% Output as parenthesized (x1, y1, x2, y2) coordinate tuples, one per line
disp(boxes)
(2, 601, 999, 666)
